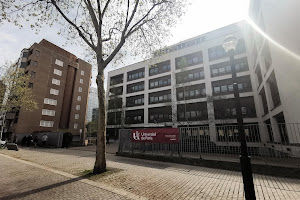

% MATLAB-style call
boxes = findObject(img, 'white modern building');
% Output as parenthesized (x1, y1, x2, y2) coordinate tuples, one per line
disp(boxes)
(106, 21, 264, 143)
(247, 0, 300, 144)
(86, 87, 99, 122)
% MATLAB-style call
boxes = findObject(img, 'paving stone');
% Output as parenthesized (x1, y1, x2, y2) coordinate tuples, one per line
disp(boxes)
(1, 147, 300, 200)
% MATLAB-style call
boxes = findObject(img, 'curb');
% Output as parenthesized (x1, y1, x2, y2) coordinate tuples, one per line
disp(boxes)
(0, 153, 147, 200)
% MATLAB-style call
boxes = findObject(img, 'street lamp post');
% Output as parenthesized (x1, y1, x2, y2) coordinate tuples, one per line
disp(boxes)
(223, 35, 256, 200)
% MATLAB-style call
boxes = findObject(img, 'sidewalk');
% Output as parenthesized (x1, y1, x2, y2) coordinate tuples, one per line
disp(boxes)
(70, 141, 118, 154)
(0, 154, 142, 200)
(1, 147, 300, 199)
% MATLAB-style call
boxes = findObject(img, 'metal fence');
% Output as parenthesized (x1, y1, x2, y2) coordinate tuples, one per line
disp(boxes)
(118, 124, 300, 169)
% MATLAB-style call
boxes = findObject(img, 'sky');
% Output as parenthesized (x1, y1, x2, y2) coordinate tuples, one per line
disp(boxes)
(0, 0, 250, 87)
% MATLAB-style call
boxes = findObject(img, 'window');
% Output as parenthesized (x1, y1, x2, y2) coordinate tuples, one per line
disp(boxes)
(42, 109, 55, 116)
(221, 85, 228, 92)
(231, 108, 237, 115)
(77, 96, 81, 101)
(208, 45, 226, 61)
(33, 61, 38, 67)
(177, 102, 207, 121)
(210, 57, 248, 77)
(214, 97, 256, 119)
(238, 83, 243, 90)
(44, 98, 57, 106)
(255, 65, 262, 87)
(76, 105, 80, 110)
(55, 59, 64, 67)
(268, 71, 281, 107)
(262, 42, 272, 72)
(50, 88, 59, 95)
(108, 98, 123, 109)
(176, 68, 204, 84)
(214, 86, 220, 93)
(40, 120, 54, 127)
(110, 74, 123, 85)
(30, 71, 36, 78)
(127, 82, 144, 93)
(235, 39, 246, 54)
(125, 109, 144, 124)
(54, 69, 62, 76)
(75, 114, 79, 119)
(35, 50, 40, 57)
(149, 75, 171, 89)
(228, 84, 233, 92)
(80, 79, 83, 84)
(81, 70, 84, 75)
(241, 107, 247, 115)
(149, 90, 171, 104)
(177, 84, 206, 100)
(212, 69, 218, 76)
(78, 87, 82, 92)
(28, 82, 33, 88)
(149, 61, 170, 76)
(212, 76, 251, 95)
(52, 78, 60, 86)
(128, 68, 145, 81)
(175, 51, 203, 69)
(74, 123, 78, 129)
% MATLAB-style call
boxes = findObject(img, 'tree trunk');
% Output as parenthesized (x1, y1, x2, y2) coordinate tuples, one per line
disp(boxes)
(93, 60, 107, 174)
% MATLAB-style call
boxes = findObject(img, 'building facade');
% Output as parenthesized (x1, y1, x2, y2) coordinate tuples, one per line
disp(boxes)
(4, 39, 92, 140)
(86, 87, 99, 122)
(247, 0, 300, 144)
(106, 21, 262, 142)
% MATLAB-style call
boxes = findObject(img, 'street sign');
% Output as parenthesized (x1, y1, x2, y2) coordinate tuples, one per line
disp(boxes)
(131, 128, 179, 143)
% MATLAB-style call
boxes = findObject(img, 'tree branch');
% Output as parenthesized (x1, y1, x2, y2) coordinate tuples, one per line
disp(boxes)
(50, 0, 96, 51)
(102, 0, 140, 66)
(96, 0, 102, 35)
(126, 1, 167, 37)
(125, 0, 130, 25)
(79, 25, 95, 47)
(101, 0, 111, 19)
(83, 0, 99, 36)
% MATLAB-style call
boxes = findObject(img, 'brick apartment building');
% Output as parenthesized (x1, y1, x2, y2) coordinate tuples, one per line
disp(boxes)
(3, 39, 92, 141)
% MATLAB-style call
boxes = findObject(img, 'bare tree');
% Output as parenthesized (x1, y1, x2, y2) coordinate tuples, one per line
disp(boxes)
(107, 90, 126, 139)
(174, 57, 194, 126)
(2, 0, 187, 173)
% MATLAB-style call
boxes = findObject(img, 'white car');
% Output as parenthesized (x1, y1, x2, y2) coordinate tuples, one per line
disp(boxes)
(0, 140, 6, 148)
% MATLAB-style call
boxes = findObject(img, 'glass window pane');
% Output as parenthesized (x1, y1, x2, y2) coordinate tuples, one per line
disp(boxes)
(221, 85, 228, 92)
(214, 86, 220, 93)
(191, 111, 196, 117)
(226, 65, 231, 72)
(238, 83, 243, 90)
(200, 71, 204, 78)
(212, 69, 218, 76)
(193, 57, 199, 64)
(219, 67, 225, 74)
(231, 108, 236, 115)
(190, 90, 195, 96)
(241, 107, 247, 114)
(194, 72, 200, 78)
(178, 92, 183, 99)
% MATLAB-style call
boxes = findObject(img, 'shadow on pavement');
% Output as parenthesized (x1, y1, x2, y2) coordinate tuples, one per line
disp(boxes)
(1, 176, 85, 200)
